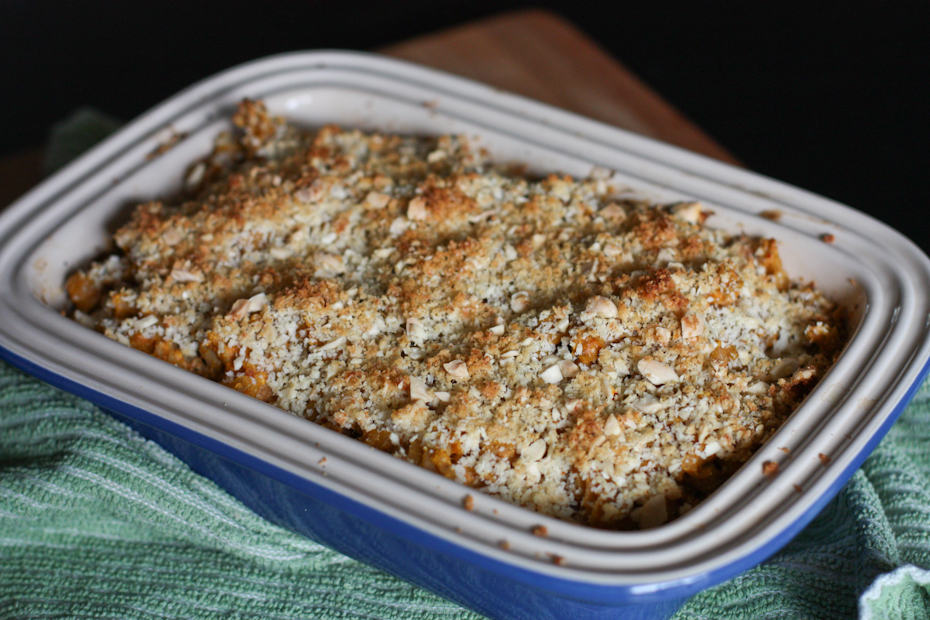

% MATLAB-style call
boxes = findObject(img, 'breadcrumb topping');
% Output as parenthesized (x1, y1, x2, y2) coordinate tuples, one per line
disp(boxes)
(67, 100, 846, 529)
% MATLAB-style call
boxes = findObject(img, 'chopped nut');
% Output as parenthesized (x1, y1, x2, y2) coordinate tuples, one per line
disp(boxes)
(409, 376, 432, 402)
(228, 293, 267, 319)
(407, 196, 428, 220)
(463, 494, 475, 511)
(522, 438, 547, 461)
(313, 252, 345, 278)
(762, 460, 779, 476)
(671, 201, 703, 224)
(637, 359, 678, 385)
(539, 364, 563, 384)
(365, 191, 390, 209)
(510, 291, 531, 313)
(406, 318, 427, 343)
(558, 360, 579, 379)
(604, 414, 621, 436)
(443, 359, 469, 381)
(168, 264, 203, 283)
(599, 204, 626, 221)
(434, 391, 451, 402)
(489, 324, 505, 335)
(583, 296, 617, 319)
(602, 240, 624, 256)
(136, 315, 158, 329)
(501, 350, 519, 359)
(389, 217, 408, 236)
(680, 313, 704, 339)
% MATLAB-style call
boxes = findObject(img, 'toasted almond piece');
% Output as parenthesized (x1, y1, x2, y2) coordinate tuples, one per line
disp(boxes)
(510, 291, 531, 313)
(680, 313, 704, 339)
(168, 264, 203, 283)
(602, 240, 624, 257)
(600, 204, 626, 221)
(558, 360, 579, 378)
(136, 315, 158, 329)
(604, 414, 621, 436)
(389, 217, 408, 236)
(409, 376, 432, 402)
(162, 227, 183, 246)
(406, 318, 426, 343)
(313, 252, 345, 278)
(565, 399, 584, 412)
(633, 393, 664, 414)
(434, 391, 451, 402)
(407, 196, 428, 220)
(539, 364, 563, 384)
(584, 296, 617, 319)
(489, 324, 505, 336)
(320, 336, 346, 351)
(701, 440, 722, 457)
(228, 292, 267, 320)
(671, 201, 703, 224)
(637, 359, 678, 385)
(443, 359, 469, 381)
(365, 191, 390, 209)
(522, 438, 547, 461)
(501, 350, 519, 359)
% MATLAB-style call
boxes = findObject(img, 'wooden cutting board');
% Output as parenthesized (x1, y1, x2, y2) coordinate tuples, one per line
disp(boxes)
(0, 9, 737, 208)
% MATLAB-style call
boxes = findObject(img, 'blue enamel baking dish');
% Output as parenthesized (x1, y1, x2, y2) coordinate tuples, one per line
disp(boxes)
(2, 52, 929, 619)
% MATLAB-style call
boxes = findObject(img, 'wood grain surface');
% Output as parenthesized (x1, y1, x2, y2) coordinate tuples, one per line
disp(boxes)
(0, 9, 736, 208)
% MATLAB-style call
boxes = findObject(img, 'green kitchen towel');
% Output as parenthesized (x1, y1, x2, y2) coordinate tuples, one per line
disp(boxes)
(1, 110, 929, 619)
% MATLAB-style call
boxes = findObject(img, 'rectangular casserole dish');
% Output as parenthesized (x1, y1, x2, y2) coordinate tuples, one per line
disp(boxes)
(1, 51, 929, 619)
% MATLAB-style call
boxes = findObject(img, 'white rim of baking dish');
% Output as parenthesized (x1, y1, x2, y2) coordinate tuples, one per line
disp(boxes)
(1, 51, 929, 597)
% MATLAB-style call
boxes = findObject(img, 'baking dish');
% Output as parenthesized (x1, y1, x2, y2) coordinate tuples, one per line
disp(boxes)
(1, 52, 928, 619)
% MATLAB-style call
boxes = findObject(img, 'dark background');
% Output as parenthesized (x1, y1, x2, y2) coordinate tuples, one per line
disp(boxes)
(3, 1, 928, 251)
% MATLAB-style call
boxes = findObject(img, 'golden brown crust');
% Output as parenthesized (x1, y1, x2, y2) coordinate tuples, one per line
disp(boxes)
(67, 100, 846, 530)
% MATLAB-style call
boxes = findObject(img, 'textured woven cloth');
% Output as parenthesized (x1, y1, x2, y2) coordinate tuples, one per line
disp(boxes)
(1, 111, 929, 618)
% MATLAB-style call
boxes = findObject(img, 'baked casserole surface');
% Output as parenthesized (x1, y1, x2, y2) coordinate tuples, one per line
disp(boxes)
(67, 101, 845, 529)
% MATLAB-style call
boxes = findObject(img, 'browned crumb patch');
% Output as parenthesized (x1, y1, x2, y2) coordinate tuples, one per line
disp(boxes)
(498, 539, 511, 550)
(818, 453, 831, 465)
(532, 525, 548, 538)
(549, 554, 565, 566)
(463, 494, 475, 511)
(762, 461, 779, 476)
(820, 233, 836, 243)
